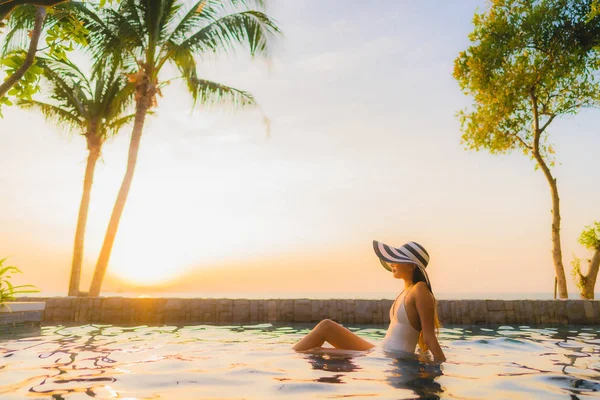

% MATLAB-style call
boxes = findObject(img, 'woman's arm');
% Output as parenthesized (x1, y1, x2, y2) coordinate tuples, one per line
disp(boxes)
(414, 282, 446, 364)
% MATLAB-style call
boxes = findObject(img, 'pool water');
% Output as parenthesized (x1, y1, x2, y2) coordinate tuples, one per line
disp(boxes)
(0, 323, 599, 399)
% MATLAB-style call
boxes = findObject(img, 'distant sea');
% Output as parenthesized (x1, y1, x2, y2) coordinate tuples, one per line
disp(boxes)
(31, 291, 596, 300)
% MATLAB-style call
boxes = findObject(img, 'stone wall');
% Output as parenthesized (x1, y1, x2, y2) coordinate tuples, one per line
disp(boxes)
(16, 297, 600, 326)
(0, 311, 43, 328)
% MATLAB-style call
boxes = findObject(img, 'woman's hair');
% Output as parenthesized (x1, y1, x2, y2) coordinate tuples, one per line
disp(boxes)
(412, 266, 442, 353)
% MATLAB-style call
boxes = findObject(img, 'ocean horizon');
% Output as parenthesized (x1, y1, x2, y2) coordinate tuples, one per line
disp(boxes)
(30, 291, 597, 300)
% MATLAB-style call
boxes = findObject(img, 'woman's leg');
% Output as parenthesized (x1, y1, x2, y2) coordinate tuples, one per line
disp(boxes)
(292, 319, 375, 351)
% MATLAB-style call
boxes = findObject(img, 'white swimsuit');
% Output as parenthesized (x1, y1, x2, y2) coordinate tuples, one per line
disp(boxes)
(380, 287, 420, 354)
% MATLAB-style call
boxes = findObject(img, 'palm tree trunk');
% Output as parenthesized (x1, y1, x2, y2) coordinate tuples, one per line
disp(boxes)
(88, 90, 151, 297)
(0, 6, 46, 99)
(582, 249, 600, 299)
(68, 142, 101, 296)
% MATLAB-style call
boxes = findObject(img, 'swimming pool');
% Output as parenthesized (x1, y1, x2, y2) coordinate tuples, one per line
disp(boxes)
(0, 323, 598, 399)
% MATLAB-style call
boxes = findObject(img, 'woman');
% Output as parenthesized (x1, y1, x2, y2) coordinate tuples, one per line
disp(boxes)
(292, 240, 446, 364)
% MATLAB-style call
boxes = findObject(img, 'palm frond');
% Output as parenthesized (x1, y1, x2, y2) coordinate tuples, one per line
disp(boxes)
(1, 4, 35, 55)
(19, 99, 84, 131)
(160, 40, 197, 88)
(105, 112, 135, 135)
(172, 10, 280, 59)
(40, 56, 91, 93)
(71, 3, 138, 73)
(163, 0, 218, 44)
(100, 72, 135, 124)
(191, 78, 256, 108)
(36, 57, 89, 116)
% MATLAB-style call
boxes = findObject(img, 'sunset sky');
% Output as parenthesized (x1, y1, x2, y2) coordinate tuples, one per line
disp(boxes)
(0, 0, 599, 298)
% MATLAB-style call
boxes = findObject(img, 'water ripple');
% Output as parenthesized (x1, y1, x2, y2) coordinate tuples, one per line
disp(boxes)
(0, 324, 597, 399)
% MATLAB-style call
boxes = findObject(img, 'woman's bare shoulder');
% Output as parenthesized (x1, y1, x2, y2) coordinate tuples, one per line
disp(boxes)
(412, 282, 433, 302)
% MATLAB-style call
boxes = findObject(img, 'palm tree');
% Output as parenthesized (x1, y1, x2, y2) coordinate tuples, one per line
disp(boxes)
(74, 0, 281, 296)
(19, 56, 134, 295)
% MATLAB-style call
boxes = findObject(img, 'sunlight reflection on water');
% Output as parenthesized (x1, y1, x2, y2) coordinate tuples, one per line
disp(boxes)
(0, 324, 598, 399)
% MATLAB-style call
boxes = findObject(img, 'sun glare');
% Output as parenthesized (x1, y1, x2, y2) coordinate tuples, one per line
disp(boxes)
(109, 249, 186, 285)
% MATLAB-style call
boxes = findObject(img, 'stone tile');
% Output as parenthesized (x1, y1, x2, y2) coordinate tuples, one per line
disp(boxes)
(371, 300, 383, 325)
(103, 297, 124, 310)
(355, 300, 373, 324)
(382, 300, 392, 324)
(218, 312, 233, 324)
(279, 300, 294, 323)
(36, 297, 600, 327)
(538, 301, 548, 325)
(134, 298, 161, 324)
(471, 300, 487, 324)
(583, 301, 594, 321)
(450, 301, 459, 325)
(525, 301, 536, 325)
(43, 307, 54, 322)
(249, 300, 259, 323)
(101, 309, 123, 324)
(268, 300, 277, 323)
(120, 299, 134, 324)
(53, 298, 75, 309)
(546, 301, 557, 324)
(506, 310, 517, 324)
(531, 301, 540, 325)
(511, 301, 520, 324)
(566, 301, 586, 325)
(165, 299, 185, 312)
(312, 300, 324, 321)
(488, 311, 507, 325)
(328, 300, 342, 323)
(459, 301, 471, 325)
(486, 300, 505, 312)
(311, 300, 323, 323)
(191, 299, 216, 323)
(555, 301, 568, 325)
(53, 307, 71, 322)
(592, 301, 600, 324)
(217, 299, 234, 324)
(343, 300, 356, 324)
(439, 301, 450, 325)
(233, 300, 251, 323)
(293, 300, 311, 323)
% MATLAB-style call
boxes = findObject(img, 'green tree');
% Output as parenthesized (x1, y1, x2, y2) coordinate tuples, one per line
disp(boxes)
(571, 222, 600, 299)
(453, 0, 600, 299)
(75, 0, 281, 296)
(0, 2, 89, 111)
(0, 0, 67, 20)
(19, 56, 134, 296)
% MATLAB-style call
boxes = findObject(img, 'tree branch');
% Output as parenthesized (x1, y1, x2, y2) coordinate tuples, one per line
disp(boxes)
(0, 5, 46, 99)
(539, 114, 557, 134)
(509, 132, 533, 150)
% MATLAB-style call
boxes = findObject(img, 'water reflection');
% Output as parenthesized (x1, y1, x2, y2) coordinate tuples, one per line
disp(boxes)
(301, 348, 444, 399)
(0, 324, 598, 399)
(383, 355, 444, 399)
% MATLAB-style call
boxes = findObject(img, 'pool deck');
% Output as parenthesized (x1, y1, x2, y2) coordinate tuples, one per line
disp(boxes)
(14, 297, 600, 326)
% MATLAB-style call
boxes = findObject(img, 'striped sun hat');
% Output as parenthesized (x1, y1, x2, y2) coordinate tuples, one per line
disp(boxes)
(373, 240, 431, 287)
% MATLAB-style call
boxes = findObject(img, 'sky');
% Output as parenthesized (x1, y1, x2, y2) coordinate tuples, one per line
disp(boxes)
(0, 0, 599, 298)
